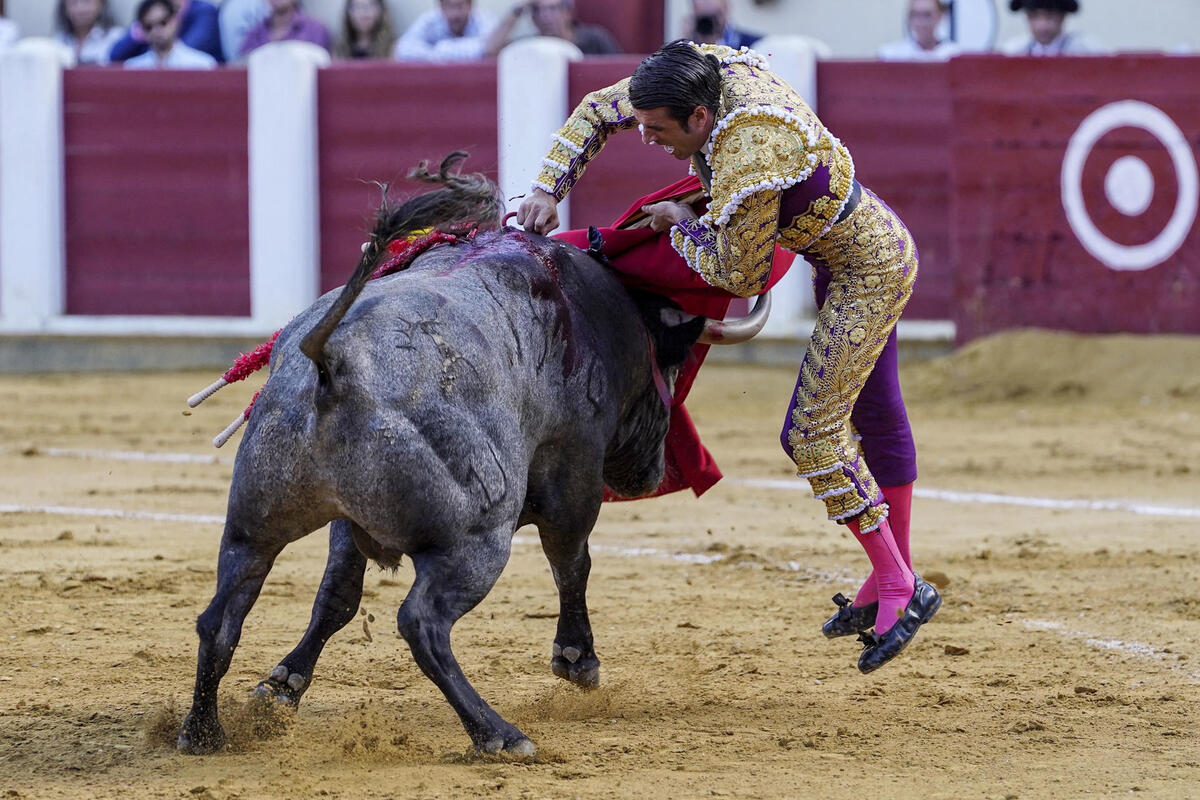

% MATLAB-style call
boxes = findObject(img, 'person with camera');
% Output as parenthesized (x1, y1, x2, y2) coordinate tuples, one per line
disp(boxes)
(684, 0, 759, 49)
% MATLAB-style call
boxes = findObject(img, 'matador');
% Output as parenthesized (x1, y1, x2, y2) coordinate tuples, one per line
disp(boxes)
(517, 40, 940, 673)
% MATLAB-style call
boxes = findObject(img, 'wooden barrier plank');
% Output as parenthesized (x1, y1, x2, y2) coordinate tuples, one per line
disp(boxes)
(818, 61, 953, 321)
(63, 70, 251, 316)
(317, 62, 498, 292)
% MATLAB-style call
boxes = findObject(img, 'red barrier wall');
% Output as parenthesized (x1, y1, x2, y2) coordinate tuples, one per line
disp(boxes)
(316, 62, 498, 292)
(63, 70, 251, 316)
(950, 56, 1200, 341)
(818, 61, 953, 321)
(566, 58, 694, 228)
(57, 58, 1197, 340)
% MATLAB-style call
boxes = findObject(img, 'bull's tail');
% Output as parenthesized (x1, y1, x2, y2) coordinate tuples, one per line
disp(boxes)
(299, 152, 503, 383)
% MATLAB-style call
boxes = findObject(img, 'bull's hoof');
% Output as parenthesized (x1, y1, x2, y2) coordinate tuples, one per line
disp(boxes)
(251, 664, 308, 708)
(551, 642, 600, 689)
(478, 734, 537, 758)
(176, 713, 227, 755)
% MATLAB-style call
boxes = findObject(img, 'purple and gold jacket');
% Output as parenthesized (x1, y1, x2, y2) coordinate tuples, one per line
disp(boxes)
(532, 44, 856, 298)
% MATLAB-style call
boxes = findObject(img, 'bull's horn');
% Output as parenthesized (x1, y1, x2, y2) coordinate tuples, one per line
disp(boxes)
(699, 290, 772, 345)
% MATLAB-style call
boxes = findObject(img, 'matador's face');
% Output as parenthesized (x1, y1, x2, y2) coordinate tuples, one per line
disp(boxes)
(633, 106, 714, 162)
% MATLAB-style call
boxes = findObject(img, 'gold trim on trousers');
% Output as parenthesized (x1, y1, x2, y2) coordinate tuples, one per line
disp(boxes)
(784, 189, 918, 531)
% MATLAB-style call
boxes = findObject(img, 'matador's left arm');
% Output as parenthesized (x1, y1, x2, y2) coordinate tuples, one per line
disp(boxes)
(670, 186, 781, 298)
(671, 114, 828, 298)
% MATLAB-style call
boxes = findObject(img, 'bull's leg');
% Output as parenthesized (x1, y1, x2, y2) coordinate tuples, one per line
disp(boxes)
(253, 519, 367, 707)
(539, 529, 600, 689)
(178, 522, 287, 754)
(397, 537, 534, 756)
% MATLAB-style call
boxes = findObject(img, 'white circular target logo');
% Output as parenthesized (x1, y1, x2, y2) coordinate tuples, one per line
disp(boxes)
(1061, 100, 1199, 271)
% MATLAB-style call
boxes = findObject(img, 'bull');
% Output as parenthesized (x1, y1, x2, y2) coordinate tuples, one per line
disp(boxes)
(176, 155, 767, 756)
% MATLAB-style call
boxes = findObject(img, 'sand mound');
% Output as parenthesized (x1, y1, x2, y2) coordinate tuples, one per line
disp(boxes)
(902, 328, 1200, 404)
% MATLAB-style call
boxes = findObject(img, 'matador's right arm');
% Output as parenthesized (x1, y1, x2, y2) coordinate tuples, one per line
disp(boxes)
(531, 78, 639, 200)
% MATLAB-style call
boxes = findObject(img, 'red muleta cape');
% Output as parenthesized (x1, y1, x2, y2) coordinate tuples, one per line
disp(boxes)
(555, 175, 796, 500)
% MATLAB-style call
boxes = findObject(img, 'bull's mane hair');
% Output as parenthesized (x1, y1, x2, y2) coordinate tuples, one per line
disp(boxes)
(366, 151, 503, 258)
(299, 151, 502, 381)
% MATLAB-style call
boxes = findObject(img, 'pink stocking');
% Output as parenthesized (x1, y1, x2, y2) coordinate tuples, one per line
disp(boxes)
(853, 483, 914, 607)
(847, 516, 913, 634)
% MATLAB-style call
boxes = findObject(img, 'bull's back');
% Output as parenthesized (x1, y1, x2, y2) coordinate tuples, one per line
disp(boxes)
(232, 234, 653, 537)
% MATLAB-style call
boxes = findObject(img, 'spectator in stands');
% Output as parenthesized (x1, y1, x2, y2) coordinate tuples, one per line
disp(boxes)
(53, 0, 124, 66)
(395, 0, 497, 62)
(0, 0, 19, 54)
(239, 0, 331, 58)
(110, 0, 223, 63)
(683, 0, 760, 49)
(218, 0, 268, 64)
(334, 0, 396, 59)
(124, 0, 217, 68)
(488, 0, 621, 56)
(878, 0, 961, 61)
(1001, 0, 1107, 56)
(532, 0, 620, 54)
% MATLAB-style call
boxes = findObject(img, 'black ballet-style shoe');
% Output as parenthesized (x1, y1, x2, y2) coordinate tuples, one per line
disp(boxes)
(856, 577, 942, 674)
(822, 592, 878, 639)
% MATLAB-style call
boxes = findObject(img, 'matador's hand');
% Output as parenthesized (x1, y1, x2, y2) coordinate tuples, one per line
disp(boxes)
(516, 189, 560, 235)
(641, 201, 698, 233)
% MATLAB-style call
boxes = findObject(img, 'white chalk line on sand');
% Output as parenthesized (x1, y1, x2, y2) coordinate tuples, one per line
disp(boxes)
(731, 478, 1200, 519)
(10, 446, 234, 465)
(1021, 619, 1200, 682)
(0, 503, 225, 526)
(0, 505, 757, 570)
(10, 445, 1200, 519)
(3, 445, 1198, 539)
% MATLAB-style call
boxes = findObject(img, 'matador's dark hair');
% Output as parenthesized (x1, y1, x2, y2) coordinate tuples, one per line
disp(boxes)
(629, 40, 722, 130)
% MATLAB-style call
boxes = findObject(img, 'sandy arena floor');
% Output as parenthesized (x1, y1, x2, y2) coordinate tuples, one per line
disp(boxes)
(1, 330, 1198, 799)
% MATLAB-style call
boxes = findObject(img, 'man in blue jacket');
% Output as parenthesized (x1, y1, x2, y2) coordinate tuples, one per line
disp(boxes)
(110, 0, 224, 63)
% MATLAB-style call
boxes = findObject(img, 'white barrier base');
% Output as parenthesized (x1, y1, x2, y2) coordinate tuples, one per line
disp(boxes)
(0, 316, 278, 338)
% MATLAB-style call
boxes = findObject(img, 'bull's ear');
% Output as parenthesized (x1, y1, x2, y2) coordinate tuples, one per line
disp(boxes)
(650, 308, 706, 371)
(658, 307, 701, 329)
(625, 289, 705, 368)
